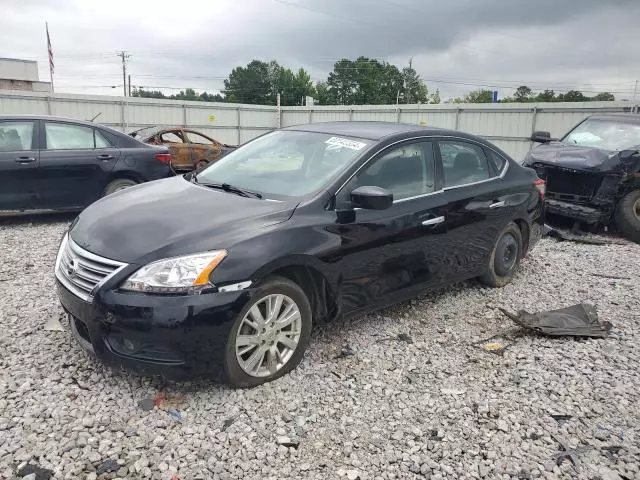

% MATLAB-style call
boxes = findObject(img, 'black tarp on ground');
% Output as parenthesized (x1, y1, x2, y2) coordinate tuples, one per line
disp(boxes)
(498, 303, 612, 338)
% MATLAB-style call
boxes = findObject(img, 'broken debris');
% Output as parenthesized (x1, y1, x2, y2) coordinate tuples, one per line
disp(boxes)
(96, 459, 119, 475)
(477, 336, 512, 356)
(546, 228, 609, 245)
(276, 436, 300, 448)
(334, 344, 356, 359)
(43, 317, 65, 332)
(550, 414, 573, 424)
(138, 398, 155, 411)
(498, 303, 612, 338)
(16, 463, 53, 480)
(167, 408, 184, 422)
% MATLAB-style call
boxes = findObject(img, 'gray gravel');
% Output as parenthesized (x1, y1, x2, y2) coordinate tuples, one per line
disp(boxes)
(1, 216, 639, 480)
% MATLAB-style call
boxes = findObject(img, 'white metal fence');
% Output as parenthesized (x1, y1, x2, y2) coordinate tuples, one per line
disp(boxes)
(1, 89, 638, 161)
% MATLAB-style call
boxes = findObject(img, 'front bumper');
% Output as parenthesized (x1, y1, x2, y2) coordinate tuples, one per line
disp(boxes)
(56, 279, 253, 379)
(545, 199, 609, 224)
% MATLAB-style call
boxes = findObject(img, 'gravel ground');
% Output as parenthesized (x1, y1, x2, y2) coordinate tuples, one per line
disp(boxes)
(1, 216, 639, 480)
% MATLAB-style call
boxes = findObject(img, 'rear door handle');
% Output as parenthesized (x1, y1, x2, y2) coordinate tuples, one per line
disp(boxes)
(421, 216, 445, 226)
(15, 156, 36, 163)
(489, 201, 506, 209)
(97, 154, 114, 160)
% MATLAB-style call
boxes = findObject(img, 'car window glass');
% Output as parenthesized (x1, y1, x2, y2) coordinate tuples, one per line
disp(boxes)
(486, 149, 506, 175)
(0, 121, 34, 151)
(161, 132, 183, 143)
(186, 131, 213, 145)
(354, 141, 435, 201)
(45, 123, 95, 150)
(562, 118, 640, 151)
(94, 130, 111, 148)
(198, 130, 372, 198)
(439, 140, 490, 188)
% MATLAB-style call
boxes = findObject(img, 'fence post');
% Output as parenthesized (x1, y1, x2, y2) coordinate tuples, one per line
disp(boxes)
(455, 107, 461, 130)
(349, 108, 353, 121)
(397, 106, 401, 123)
(308, 108, 313, 124)
(237, 107, 241, 145)
(121, 99, 126, 131)
(530, 106, 538, 137)
(46, 95, 52, 115)
(183, 103, 188, 127)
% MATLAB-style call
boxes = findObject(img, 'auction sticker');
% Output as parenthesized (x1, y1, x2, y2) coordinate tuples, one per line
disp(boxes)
(325, 136, 367, 151)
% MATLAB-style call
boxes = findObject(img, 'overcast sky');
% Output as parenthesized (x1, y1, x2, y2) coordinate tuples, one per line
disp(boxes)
(2, 0, 639, 101)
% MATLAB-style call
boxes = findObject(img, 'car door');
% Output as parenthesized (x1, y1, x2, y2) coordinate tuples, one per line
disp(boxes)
(38, 121, 120, 209)
(183, 130, 223, 167)
(158, 129, 190, 170)
(434, 138, 517, 281)
(0, 119, 40, 210)
(333, 139, 452, 314)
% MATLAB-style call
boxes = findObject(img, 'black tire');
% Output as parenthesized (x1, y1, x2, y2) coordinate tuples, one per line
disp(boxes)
(614, 190, 640, 244)
(479, 222, 523, 288)
(103, 178, 137, 196)
(224, 275, 312, 388)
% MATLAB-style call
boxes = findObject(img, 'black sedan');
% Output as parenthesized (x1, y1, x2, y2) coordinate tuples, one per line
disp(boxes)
(55, 122, 545, 387)
(0, 115, 172, 213)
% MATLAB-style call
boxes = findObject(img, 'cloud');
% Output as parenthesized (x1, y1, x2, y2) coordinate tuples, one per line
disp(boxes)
(0, 0, 638, 100)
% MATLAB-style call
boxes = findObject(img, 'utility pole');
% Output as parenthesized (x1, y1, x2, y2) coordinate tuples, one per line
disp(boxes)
(116, 51, 131, 97)
(128, 75, 131, 96)
(405, 57, 413, 105)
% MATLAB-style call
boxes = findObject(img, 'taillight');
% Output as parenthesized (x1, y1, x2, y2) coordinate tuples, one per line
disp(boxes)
(534, 178, 545, 199)
(154, 153, 171, 164)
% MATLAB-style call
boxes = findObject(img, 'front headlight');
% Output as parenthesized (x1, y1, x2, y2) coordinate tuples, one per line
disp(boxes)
(121, 250, 227, 294)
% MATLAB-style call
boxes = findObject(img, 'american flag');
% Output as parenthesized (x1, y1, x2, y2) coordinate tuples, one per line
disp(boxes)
(46, 22, 54, 75)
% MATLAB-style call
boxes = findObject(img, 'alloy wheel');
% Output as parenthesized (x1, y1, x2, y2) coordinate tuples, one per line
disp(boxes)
(235, 294, 302, 378)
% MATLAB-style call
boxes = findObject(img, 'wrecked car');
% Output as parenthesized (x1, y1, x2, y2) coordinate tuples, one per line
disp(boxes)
(129, 126, 236, 172)
(523, 114, 640, 242)
(55, 122, 544, 387)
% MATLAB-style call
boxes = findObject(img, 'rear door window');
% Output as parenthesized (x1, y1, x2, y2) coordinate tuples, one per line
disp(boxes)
(160, 131, 184, 143)
(437, 140, 490, 188)
(0, 121, 35, 151)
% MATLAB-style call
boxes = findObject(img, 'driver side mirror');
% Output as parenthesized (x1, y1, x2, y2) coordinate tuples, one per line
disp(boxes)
(350, 186, 393, 210)
(531, 131, 551, 143)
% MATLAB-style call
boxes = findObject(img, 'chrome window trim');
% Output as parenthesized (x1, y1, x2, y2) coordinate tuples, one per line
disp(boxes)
(333, 134, 510, 208)
(55, 233, 128, 303)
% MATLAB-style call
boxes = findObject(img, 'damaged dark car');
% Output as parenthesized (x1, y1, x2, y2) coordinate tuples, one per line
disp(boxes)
(524, 114, 640, 242)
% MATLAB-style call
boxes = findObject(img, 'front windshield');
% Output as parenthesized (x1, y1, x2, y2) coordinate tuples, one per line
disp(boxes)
(562, 118, 640, 151)
(195, 130, 372, 198)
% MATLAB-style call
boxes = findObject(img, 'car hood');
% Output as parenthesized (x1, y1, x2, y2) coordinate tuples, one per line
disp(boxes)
(523, 141, 636, 173)
(70, 176, 297, 264)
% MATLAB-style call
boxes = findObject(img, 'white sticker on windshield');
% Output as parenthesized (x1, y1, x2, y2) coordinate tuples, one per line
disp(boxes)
(325, 136, 367, 151)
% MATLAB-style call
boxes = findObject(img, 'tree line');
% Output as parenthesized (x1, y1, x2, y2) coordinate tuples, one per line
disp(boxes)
(132, 58, 615, 105)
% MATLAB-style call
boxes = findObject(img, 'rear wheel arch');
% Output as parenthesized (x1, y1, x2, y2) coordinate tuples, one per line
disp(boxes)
(513, 218, 530, 255)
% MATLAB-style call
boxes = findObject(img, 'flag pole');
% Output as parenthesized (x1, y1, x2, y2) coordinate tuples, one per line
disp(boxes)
(46, 22, 54, 94)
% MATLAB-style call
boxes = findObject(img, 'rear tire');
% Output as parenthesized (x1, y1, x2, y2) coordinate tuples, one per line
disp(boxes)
(224, 275, 312, 388)
(480, 222, 523, 288)
(614, 190, 640, 244)
(103, 178, 137, 196)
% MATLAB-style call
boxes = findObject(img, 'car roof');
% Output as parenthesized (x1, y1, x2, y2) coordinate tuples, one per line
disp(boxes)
(283, 121, 452, 140)
(587, 114, 640, 124)
(0, 114, 117, 129)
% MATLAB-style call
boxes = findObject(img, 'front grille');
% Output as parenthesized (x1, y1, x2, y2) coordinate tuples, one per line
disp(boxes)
(55, 235, 127, 302)
(533, 166, 601, 200)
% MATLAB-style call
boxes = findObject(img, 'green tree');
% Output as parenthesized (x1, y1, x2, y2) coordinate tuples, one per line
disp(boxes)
(223, 60, 272, 104)
(536, 89, 556, 102)
(131, 87, 167, 99)
(402, 66, 428, 104)
(429, 89, 441, 104)
(453, 89, 494, 103)
(514, 85, 533, 102)
(592, 92, 615, 101)
(327, 58, 359, 104)
(314, 81, 336, 105)
(557, 90, 588, 102)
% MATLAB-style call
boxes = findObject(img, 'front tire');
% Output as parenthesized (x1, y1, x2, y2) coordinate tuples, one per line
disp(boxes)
(224, 276, 312, 388)
(614, 190, 640, 244)
(480, 222, 523, 287)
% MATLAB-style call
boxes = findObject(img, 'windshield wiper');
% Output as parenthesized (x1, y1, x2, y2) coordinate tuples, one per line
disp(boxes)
(192, 177, 262, 199)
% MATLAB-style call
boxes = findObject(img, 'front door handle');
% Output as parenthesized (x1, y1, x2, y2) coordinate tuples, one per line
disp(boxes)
(97, 154, 114, 161)
(489, 201, 506, 209)
(422, 216, 445, 226)
(15, 156, 36, 163)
